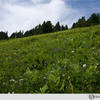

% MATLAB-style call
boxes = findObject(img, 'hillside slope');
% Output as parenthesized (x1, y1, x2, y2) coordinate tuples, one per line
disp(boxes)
(0, 25, 100, 93)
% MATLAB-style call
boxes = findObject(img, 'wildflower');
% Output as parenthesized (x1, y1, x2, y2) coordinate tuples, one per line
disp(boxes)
(83, 64, 87, 68)
(10, 79, 15, 82)
(34, 65, 37, 67)
(97, 64, 100, 67)
(44, 77, 46, 79)
(52, 63, 55, 66)
(62, 74, 65, 77)
(19, 79, 24, 82)
(72, 51, 75, 53)
(19, 79, 24, 84)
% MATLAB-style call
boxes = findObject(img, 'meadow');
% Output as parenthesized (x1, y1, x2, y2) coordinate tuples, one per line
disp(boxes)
(0, 25, 100, 93)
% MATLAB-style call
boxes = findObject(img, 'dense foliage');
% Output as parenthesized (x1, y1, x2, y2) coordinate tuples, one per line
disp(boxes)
(0, 31, 8, 40)
(72, 13, 100, 28)
(0, 25, 100, 93)
(24, 21, 68, 37)
(10, 31, 24, 39)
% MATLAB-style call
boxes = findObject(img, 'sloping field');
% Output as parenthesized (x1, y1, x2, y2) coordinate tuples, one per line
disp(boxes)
(0, 25, 100, 93)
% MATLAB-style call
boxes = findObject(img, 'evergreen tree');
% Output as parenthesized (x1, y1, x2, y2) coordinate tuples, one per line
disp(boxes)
(53, 22, 61, 32)
(97, 13, 100, 23)
(86, 13, 100, 26)
(61, 25, 68, 31)
(80, 17, 86, 27)
(75, 17, 86, 28)
(34, 24, 42, 35)
(24, 28, 36, 37)
(10, 31, 23, 38)
(61, 25, 65, 31)
(65, 25, 68, 30)
(45, 21, 53, 33)
(0, 31, 8, 40)
(72, 23, 76, 28)
(42, 21, 53, 33)
(42, 21, 46, 33)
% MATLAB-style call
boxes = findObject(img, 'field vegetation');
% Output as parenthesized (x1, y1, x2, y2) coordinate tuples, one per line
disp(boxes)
(0, 25, 100, 93)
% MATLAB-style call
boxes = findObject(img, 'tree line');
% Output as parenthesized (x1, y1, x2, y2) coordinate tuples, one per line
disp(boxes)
(24, 21, 68, 37)
(72, 13, 100, 28)
(0, 13, 100, 40)
(0, 21, 68, 40)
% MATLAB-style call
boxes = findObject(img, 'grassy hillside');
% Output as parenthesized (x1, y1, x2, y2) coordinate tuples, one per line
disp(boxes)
(0, 25, 100, 93)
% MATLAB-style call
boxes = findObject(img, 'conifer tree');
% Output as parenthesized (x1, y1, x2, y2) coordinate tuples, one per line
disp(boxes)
(0, 31, 8, 40)
(53, 22, 61, 32)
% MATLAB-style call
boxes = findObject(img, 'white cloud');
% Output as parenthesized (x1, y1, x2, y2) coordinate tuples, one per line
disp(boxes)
(31, 0, 49, 4)
(0, 0, 83, 36)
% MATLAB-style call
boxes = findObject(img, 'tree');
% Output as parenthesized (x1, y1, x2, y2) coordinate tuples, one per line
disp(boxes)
(80, 17, 86, 27)
(65, 25, 68, 30)
(97, 13, 100, 24)
(53, 22, 61, 32)
(24, 30, 32, 37)
(71, 13, 100, 28)
(42, 21, 46, 33)
(0, 31, 8, 40)
(61, 25, 65, 31)
(73, 17, 86, 28)
(61, 25, 68, 31)
(45, 21, 53, 33)
(72, 23, 76, 28)
(86, 13, 100, 26)
(42, 21, 53, 33)
(34, 24, 42, 35)
(10, 31, 23, 38)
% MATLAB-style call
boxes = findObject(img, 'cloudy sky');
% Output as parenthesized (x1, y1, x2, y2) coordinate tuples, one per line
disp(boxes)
(0, 0, 100, 36)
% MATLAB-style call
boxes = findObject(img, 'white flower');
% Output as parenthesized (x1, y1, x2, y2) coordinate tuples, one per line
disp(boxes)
(72, 51, 75, 53)
(44, 77, 46, 79)
(83, 64, 87, 68)
(10, 79, 15, 82)
(3, 82, 6, 85)
(34, 65, 37, 67)
(19, 79, 24, 82)
(19, 79, 24, 83)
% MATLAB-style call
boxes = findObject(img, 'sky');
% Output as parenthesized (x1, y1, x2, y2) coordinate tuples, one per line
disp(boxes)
(0, 0, 100, 36)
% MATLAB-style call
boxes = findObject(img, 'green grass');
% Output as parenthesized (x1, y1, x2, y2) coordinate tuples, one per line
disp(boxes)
(0, 25, 100, 93)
